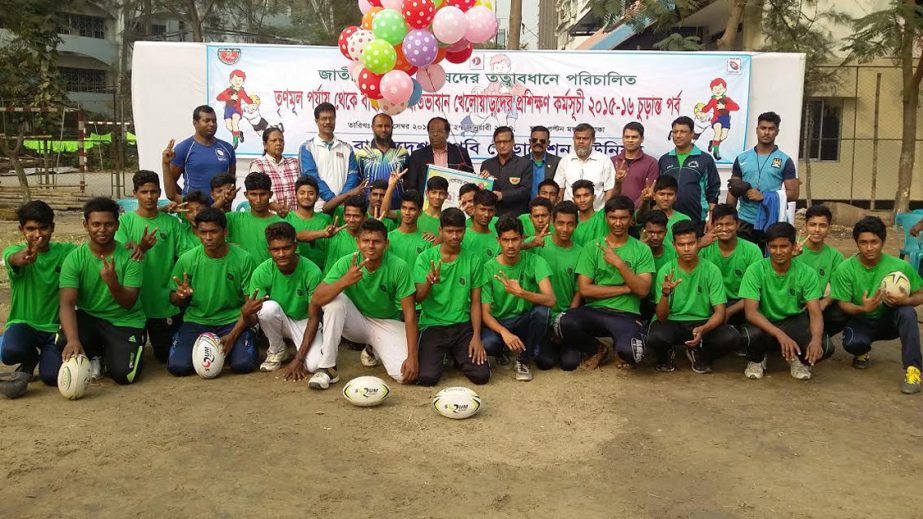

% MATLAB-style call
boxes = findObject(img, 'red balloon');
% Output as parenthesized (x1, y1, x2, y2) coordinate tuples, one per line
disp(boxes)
(358, 69, 384, 100)
(368, 0, 383, 5)
(445, 44, 472, 64)
(402, 0, 437, 29)
(445, 0, 475, 11)
(405, 65, 419, 75)
(338, 26, 359, 60)
(434, 46, 447, 64)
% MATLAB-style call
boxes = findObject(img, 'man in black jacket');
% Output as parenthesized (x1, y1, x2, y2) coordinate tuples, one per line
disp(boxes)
(480, 126, 532, 217)
(406, 117, 474, 193)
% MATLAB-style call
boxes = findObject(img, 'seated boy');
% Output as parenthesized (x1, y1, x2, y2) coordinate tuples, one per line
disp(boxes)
(794, 204, 848, 335)
(226, 171, 283, 263)
(388, 190, 434, 267)
(285, 176, 334, 270)
(699, 204, 763, 326)
(417, 175, 449, 236)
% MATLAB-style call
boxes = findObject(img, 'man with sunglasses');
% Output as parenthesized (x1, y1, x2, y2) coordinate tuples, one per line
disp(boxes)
(527, 126, 561, 199)
(407, 117, 474, 193)
(480, 126, 532, 218)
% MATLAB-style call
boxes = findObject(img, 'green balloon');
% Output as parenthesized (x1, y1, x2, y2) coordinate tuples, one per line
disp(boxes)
(362, 38, 398, 75)
(372, 9, 408, 46)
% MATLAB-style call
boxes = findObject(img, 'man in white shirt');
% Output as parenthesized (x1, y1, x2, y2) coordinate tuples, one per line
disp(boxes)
(554, 123, 616, 211)
(298, 102, 360, 210)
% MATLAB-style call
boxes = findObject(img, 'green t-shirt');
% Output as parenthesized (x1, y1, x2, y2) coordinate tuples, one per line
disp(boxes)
(652, 245, 678, 278)
(323, 231, 359, 274)
(115, 211, 182, 319)
(830, 253, 923, 319)
(739, 259, 822, 322)
(665, 210, 692, 244)
(171, 245, 255, 326)
(572, 210, 608, 246)
(388, 228, 434, 268)
(333, 206, 397, 232)
(177, 218, 201, 254)
(535, 237, 581, 316)
(4, 242, 76, 332)
(482, 253, 553, 320)
(285, 211, 332, 270)
(323, 252, 415, 320)
(248, 256, 322, 321)
(677, 152, 690, 168)
(417, 212, 441, 236)
(575, 237, 655, 315)
(462, 228, 500, 263)
(466, 216, 498, 231)
(794, 243, 844, 290)
(654, 259, 726, 321)
(59, 243, 146, 329)
(519, 213, 554, 243)
(413, 247, 487, 328)
(699, 239, 763, 299)
(226, 211, 283, 263)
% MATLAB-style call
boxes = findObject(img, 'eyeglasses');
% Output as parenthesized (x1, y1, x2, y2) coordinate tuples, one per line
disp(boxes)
(530, 138, 547, 144)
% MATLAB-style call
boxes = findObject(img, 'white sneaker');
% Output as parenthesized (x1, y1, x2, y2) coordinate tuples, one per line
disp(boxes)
(90, 356, 104, 381)
(514, 360, 533, 381)
(788, 358, 812, 380)
(744, 359, 766, 379)
(308, 368, 340, 390)
(360, 346, 380, 367)
(259, 349, 291, 372)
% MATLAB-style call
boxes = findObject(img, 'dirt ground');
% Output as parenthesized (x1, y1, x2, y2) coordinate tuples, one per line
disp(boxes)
(1, 213, 922, 519)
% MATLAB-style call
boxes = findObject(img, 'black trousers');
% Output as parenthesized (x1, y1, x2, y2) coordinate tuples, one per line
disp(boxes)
(55, 310, 146, 385)
(646, 319, 740, 364)
(417, 323, 490, 386)
(742, 311, 834, 364)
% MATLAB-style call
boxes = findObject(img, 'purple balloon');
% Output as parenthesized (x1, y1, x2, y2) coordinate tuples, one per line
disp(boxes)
(401, 29, 438, 68)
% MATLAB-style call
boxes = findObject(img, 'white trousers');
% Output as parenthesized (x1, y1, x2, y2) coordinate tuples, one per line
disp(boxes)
(257, 300, 336, 371)
(321, 294, 408, 382)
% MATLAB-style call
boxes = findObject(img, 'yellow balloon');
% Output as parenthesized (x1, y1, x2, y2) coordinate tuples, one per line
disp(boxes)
(476, 0, 493, 8)
(370, 99, 380, 109)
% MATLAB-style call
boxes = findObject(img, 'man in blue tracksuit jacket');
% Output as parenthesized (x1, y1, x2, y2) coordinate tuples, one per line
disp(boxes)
(658, 116, 721, 233)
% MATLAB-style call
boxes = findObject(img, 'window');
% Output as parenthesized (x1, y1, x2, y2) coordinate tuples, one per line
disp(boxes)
(800, 99, 841, 161)
(65, 14, 106, 39)
(59, 67, 107, 93)
(150, 24, 167, 37)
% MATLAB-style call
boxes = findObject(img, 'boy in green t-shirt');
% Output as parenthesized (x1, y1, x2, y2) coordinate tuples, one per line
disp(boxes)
(177, 190, 210, 254)
(322, 195, 367, 273)
(648, 220, 739, 373)
(462, 190, 501, 262)
(793, 204, 848, 336)
(285, 176, 334, 270)
(481, 216, 556, 382)
(740, 222, 830, 381)
(210, 173, 237, 212)
(414, 208, 489, 386)
(637, 175, 691, 245)
(312, 219, 418, 383)
(324, 178, 398, 231)
(1, 201, 76, 385)
(520, 197, 553, 249)
(168, 207, 258, 376)
(388, 189, 434, 267)
(458, 182, 481, 219)
(533, 201, 582, 370)
(417, 175, 448, 236)
(115, 170, 184, 363)
(58, 197, 146, 385)
(831, 216, 923, 394)
(559, 196, 655, 370)
(537, 178, 561, 202)
(637, 209, 676, 321)
(226, 171, 283, 263)
(571, 179, 607, 246)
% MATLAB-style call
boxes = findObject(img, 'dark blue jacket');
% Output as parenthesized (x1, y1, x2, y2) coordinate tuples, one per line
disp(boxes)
(657, 146, 721, 223)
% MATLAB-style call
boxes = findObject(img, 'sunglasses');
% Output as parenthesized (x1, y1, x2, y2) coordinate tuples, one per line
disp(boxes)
(530, 138, 547, 144)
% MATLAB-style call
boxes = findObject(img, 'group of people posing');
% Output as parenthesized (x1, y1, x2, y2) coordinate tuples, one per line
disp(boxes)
(2, 105, 921, 395)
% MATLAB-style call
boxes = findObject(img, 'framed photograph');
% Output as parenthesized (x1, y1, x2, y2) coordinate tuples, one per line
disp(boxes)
(425, 165, 494, 209)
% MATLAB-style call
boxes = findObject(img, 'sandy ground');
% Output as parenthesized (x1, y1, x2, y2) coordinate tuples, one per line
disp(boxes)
(0, 213, 921, 518)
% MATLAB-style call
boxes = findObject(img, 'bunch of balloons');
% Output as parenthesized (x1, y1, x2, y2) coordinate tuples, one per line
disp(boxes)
(337, 0, 499, 115)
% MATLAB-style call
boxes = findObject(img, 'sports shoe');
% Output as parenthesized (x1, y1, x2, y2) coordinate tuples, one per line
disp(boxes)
(260, 349, 291, 372)
(514, 360, 533, 381)
(630, 337, 645, 364)
(655, 348, 676, 372)
(901, 366, 921, 394)
(686, 348, 712, 374)
(360, 346, 380, 367)
(788, 358, 812, 380)
(744, 358, 766, 379)
(852, 352, 871, 369)
(90, 356, 105, 381)
(308, 368, 340, 390)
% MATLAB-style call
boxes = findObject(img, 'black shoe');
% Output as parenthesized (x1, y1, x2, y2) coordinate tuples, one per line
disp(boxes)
(686, 348, 712, 374)
(15, 360, 38, 382)
(656, 348, 676, 372)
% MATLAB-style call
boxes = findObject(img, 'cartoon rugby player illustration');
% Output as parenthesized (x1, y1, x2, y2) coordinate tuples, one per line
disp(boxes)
(700, 78, 739, 160)
(215, 69, 252, 149)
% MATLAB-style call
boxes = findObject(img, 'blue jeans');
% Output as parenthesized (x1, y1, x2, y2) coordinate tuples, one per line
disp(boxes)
(842, 306, 921, 369)
(168, 322, 257, 376)
(481, 306, 550, 363)
(1, 323, 60, 386)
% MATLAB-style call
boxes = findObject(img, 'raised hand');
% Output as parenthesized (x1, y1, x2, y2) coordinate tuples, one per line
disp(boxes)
(698, 225, 717, 248)
(160, 201, 189, 214)
(422, 232, 437, 244)
(342, 253, 369, 287)
(99, 255, 118, 287)
(426, 260, 442, 285)
(661, 269, 683, 297)
(388, 167, 407, 187)
(860, 289, 884, 314)
(162, 138, 175, 164)
(21, 236, 43, 264)
(639, 178, 655, 201)
(615, 158, 628, 184)
(532, 225, 550, 247)
(173, 272, 194, 300)
(494, 270, 523, 297)
(348, 180, 369, 197)
(793, 232, 808, 256)
(596, 241, 625, 269)
(241, 289, 267, 319)
(139, 226, 159, 252)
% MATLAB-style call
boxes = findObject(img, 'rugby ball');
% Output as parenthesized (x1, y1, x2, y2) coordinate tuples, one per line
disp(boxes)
(342, 376, 390, 407)
(192, 332, 225, 379)
(880, 271, 911, 300)
(432, 386, 482, 419)
(58, 354, 92, 400)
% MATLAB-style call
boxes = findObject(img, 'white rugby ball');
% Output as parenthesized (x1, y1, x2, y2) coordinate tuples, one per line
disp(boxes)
(342, 376, 390, 407)
(192, 332, 225, 379)
(880, 271, 911, 300)
(432, 386, 482, 419)
(58, 354, 92, 400)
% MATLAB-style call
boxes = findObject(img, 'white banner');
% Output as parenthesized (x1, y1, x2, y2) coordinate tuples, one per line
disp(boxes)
(204, 45, 752, 165)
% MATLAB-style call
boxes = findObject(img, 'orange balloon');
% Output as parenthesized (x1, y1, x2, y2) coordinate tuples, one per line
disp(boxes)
(394, 45, 413, 72)
(434, 46, 447, 64)
(361, 7, 383, 30)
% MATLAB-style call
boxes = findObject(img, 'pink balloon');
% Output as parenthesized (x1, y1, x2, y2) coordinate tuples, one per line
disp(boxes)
(381, 0, 402, 9)
(464, 5, 498, 44)
(446, 38, 470, 52)
(359, 0, 373, 14)
(432, 5, 468, 45)
(380, 70, 414, 104)
(380, 99, 408, 116)
(416, 63, 446, 92)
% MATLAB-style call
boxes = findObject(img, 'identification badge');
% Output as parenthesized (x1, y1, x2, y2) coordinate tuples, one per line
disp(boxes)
(510, 177, 521, 185)
(771, 158, 782, 168)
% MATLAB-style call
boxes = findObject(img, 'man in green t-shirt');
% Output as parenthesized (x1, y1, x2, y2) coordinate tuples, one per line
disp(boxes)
(414, 208, 489, 385)
(458, 182, 480, 219)
(58, 197, 146, 385)
(168, 207, 258, 376)
(177, 190, 210, 254)
(559, 196, 655, 370)
(637, 209, 676, 321)
(537, 178, 561, 202)
(533, 201, 582, 370)
(793, 204, 848, 336)
(285, 176, 335, 270)
(388, 189, 434, 266)
(115, 170, 184, 363)
(831, 216, 923, 394)
(462, 190, 501, 262)
(226, 171, 283, 263)
(322, 195, 367, 274)
(648, 220, 739, 373)
(740, 222, 830, 380)
(312, 219, 419, 383)
(481, 216, 556, 382)
(1, 201, 76, 385)
(519, 197, 552, 246)
(417, 175, 448, 236)
(571, 179, 607, 246)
